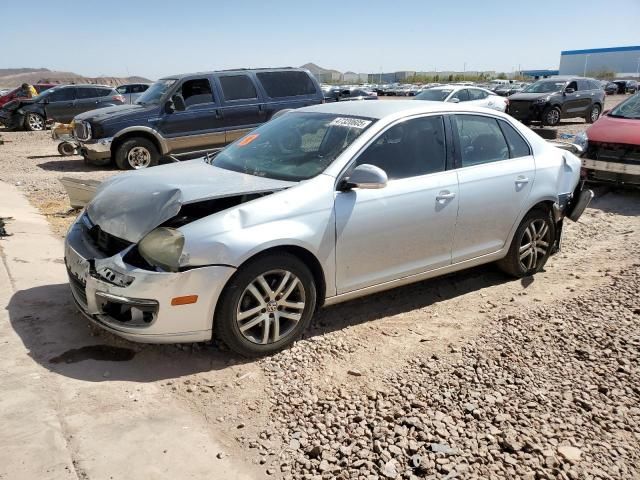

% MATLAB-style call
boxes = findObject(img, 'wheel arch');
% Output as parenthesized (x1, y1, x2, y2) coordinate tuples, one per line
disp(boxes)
(112, 127, 167, 157)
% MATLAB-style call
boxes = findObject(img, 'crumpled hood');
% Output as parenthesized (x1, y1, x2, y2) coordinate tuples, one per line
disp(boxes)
(86, 160, 296, 243)
(74, 103, 157, 124)
(1, 98, 34, 112)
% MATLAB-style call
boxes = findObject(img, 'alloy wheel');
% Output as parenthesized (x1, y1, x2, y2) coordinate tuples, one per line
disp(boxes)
(236, 269, 305, 345)
(591, 106, 600, 122)
(546, 109, 560, 125)
(27, 113, 44, 131)
(127, 146, 152, 169)
(518, 219, 551, 271)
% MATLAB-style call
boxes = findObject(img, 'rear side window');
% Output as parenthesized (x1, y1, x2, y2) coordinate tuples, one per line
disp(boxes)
(577, 80, 591, 91)
(219, 75, 257, 101)
(257, 71, 317, 98)
(589, 80, 602, 90)
(180, 78, 215, 107)
(454, 115, 509, 167)
(468, 89, 488, 100)
(76, 88, 100, 99)
(48, 88, 75, 102)
(498, 120, 531, 158)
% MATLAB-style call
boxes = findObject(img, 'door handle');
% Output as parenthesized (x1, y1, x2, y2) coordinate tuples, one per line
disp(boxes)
(436, 191, 456, 201)
(515, 176, 529, 184)
(215, 109, 223, 120)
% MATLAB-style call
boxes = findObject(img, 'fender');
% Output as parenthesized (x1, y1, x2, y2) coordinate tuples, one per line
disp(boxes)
(113, 125, 169, 155)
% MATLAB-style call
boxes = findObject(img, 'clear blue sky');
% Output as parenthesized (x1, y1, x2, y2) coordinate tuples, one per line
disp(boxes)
(2, 0, 639, 79)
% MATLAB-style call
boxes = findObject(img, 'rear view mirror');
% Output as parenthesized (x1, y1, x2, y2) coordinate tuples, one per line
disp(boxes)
(343, 164, 388, 190)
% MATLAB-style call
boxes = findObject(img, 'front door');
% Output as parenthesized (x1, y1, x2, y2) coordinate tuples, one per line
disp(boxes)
(450, 114, 535, 262)
(158, 77, 226, 154)
(215, 74, 266, 143)
(561, 80, 583, 117)
(335, 115, 459, 293)
(44, 87, 77, 123)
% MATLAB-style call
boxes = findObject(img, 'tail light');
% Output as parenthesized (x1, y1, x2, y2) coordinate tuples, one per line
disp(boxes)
(113, 94, 125, 103)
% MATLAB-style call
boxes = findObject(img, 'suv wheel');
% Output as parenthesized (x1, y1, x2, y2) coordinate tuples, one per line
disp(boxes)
(498, 208, 556, 278)
(115, 137, 159, 170)
(586, 104, 601, 124)
(24, 112, 45, 131)
(541, 106, 561, 127)
(215, 253, 317, 357)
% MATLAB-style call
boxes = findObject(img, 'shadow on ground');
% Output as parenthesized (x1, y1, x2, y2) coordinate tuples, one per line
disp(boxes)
(8, 264, 511, 383)
(35, 158, 113, 172)
(588, 185, 640, 216)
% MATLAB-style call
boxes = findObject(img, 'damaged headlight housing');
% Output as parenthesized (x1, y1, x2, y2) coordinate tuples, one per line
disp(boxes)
(574, 131, 588, 151)
(138, 227, 184, 272)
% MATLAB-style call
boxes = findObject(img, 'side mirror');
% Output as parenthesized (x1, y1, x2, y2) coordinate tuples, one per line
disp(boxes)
(565, 87, 575, 94)
(343, 164, 388, 190)
(172, 94, 186, 111)
(449, 97, 460, 103)
(164, 100, 175, 114)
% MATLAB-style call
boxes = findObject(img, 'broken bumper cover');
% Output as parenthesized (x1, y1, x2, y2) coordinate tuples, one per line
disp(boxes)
(79, 137, 113, 161)
(64, 218, 236, 343)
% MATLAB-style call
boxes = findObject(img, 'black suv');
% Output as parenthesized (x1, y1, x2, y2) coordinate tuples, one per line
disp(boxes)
(0, 84, 124, 131)
(73, 68, 323, 169)
(507, 76, 605, 126)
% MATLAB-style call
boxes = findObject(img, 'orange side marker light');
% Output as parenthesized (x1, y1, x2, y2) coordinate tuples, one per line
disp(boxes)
(171, 295, 199, 306)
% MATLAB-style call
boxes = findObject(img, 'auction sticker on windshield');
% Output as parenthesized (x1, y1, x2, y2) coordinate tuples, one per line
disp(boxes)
(238, 134, 260, 146)
(329, 117, 372, 129)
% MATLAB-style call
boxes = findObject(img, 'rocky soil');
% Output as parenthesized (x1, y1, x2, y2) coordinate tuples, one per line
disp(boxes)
(256, 264, 640, 479)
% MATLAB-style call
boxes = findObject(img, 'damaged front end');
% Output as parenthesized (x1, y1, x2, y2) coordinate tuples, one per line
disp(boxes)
(65, 162, 295, 342)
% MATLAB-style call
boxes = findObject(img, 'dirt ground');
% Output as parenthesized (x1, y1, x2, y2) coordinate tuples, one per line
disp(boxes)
(0, 93, 638, 479)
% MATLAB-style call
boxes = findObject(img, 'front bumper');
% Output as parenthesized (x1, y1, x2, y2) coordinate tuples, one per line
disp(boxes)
(0, 110, 23, 129)
(508, 102, 545, 122)
(65, 217, 236, 343)
(78, 137, 113, 161)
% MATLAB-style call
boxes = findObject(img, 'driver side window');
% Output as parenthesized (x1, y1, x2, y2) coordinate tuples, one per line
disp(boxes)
(566, 81, 578, 91)
(454, 115, 509, 167)
(180, 78, 215, 108)
(451, 89, 470, 102)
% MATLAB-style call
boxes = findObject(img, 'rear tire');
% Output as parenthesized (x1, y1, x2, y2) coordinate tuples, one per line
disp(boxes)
(586, 104, 601, 124)
(541, 106, 561, 127)
(114, 137, 159, 170)
(498, 208, 556, 278)
(214, 253, 317, 357)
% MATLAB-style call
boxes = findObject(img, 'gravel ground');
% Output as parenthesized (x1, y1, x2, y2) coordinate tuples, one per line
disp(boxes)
(257, 263, 640, 479)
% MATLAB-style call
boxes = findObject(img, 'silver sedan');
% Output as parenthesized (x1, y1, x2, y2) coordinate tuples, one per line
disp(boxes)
(65, 101, 592, 356)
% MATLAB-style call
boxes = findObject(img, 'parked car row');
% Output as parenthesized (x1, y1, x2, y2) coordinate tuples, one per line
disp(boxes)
(414, 85, 509, 112)
(0, 83, 56, 108)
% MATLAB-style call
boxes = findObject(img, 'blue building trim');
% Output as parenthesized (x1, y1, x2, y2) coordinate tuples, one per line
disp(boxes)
(521, 69, 559, 77)
(561, 46, 640, 56)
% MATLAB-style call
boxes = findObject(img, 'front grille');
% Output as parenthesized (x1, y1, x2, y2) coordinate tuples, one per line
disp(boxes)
(67, 268, 88, 306)
(586, 142, 640, 165)
(73, 121, 91, 141)
(87, 225, 132, 257)
(508, 100, 533, 117)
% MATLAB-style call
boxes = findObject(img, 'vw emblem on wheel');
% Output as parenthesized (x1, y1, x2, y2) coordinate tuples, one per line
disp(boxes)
(266, 301, 278, 313)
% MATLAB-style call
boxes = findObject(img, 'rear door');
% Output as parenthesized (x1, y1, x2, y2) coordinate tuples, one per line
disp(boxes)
(74, 87, 114, 115)
(215, 74, 265, 143)
(44, 87, 77, 122)
(450, 114, 535, 262)
(157, 76, 226, 153)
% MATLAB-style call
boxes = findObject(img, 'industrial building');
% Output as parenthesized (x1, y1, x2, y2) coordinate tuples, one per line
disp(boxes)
(559, 46, 640, 78)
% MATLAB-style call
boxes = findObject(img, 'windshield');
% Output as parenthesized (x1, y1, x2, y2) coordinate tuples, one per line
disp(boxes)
(522, 80, 566, 94)
(415, 89, 451, 101)
(136, 79, 176, 105)
(213, 112, 374, 181)
(608, 93, 640, 119)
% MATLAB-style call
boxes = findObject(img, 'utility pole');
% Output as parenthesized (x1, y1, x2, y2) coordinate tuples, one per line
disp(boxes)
(583, 54, 590, 77)
(463, 62, 466, 81)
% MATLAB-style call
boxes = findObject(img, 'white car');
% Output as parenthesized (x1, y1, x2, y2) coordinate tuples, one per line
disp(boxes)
(415, 85, 508, 112)
(65, 100, 591, 356)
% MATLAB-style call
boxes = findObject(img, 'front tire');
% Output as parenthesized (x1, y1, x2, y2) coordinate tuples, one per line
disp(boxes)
(214, 253, 317, 357)
(586, 104, 601, 124)
(114, 137, 159, 170)
(24, 112, 45, 131)
(498, 208, 556, 278)
(541, 106, 561, 127)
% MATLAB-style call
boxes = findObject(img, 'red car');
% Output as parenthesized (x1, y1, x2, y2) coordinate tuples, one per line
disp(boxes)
(575, 93, 640, 185)
(0, 83, 56, 108)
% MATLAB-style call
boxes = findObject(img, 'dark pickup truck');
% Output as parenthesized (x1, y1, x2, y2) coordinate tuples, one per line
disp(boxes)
(73, 68, 324, 169)
(507, 76, 605, 127)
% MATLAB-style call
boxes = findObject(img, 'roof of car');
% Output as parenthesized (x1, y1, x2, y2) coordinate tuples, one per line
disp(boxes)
(298, 99, 482, 119)
(160, 67, 309, 81)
